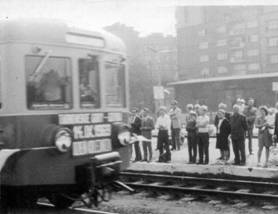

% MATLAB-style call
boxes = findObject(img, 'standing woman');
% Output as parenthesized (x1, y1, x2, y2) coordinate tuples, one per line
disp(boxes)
(155, 106, 172, 162)
(216, 109, 231, 163)
(255, 106, 273, 167)
(130, 108, 142, 162)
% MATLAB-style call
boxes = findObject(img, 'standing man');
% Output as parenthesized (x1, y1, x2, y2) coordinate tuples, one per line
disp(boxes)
(196, 105, 210, 164)
(155, 106, 172, 162)
(130, 108, 142, 162)
(273, 102, 278, 147)
(169, 100, 182, 151)
(230, 104, 248, 165)
(243, 98, 257, 155)
(141, 108, 154, 162)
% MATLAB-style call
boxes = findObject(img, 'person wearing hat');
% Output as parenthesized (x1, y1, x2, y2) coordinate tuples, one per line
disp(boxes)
(255, 106, 273, 167)
(186, 111, 198, 163)
(169, 100, 182, 151)
(243, 98, 257, 155)
(216, 109, 231, 163)
(129, 107, 142, 162)
(141, 107, 154, 162)
(230, 104, 248, 165)
(155, 106, 172, 162)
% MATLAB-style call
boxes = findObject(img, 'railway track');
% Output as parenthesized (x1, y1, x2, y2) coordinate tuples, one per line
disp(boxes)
(120, 171, 278, 204)
(0, 202, 119, 214)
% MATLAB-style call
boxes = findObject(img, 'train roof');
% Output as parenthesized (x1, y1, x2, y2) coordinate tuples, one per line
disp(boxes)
(168, 72, 278, 86)
(0, 19, 126, 54)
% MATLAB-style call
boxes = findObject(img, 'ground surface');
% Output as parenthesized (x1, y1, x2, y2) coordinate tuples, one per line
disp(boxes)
(132, 137, 278, 168)
(99, 191, 277, 214)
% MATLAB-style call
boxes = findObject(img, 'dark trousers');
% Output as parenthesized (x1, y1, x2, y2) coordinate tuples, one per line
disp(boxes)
(134, 141, 142, 161)
(232, 137, 246, 164)
(246, 128, 253, 154)
(157, 130, 171, 162)
(187, 133, 197, 163)
(171, 128, 180, 150)
(197, 133, 209, 164)
(142, 141, 152, 161)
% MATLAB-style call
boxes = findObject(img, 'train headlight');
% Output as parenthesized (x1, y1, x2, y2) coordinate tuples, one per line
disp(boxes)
(55, 129, 72, 152)
(117, 131, 131, 146)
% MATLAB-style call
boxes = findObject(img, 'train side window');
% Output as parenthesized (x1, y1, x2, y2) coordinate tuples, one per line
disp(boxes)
(105, 63, 126, 107)
(25, 55, 72, 110)
(78, 57, 100, 108)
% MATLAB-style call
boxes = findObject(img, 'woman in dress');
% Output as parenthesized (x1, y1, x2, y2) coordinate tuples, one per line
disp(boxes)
(255, 106, 273, 167)
(215, 109, 231, 163)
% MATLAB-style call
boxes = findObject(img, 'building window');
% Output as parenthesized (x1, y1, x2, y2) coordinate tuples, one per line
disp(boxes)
(216, 26, 226, 33)
(233, 64, 246, 71)
(247, 21, 258, 28)
(270, 54, 278, 63)
(247, 49, 259, 57)
(198, 29, 206, 36)
(230, 37, 245, 48)
(201, 68, 210, 77)
(217, 53, 228, 60)
(199, 42, 208, 49)
(230, 50, 243, 62)
(248, 35, 258, 43)
(248, 63, 260, 71)
(217, 66, 228, 74)
(216, 39, 227, 47)
(268, 20, 278, 30)
(268, 37, 278, 47)
(200, 55, 209, 62)
(229, 23, 245, 35)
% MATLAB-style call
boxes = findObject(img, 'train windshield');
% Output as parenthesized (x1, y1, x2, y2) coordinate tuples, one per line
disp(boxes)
(105, 63, 126, 107)
(79, 57, 100, 108)
(26, 55, 72, 110)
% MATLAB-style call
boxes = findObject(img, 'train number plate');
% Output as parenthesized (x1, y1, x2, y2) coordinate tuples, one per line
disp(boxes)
(72, 139, 112, 156)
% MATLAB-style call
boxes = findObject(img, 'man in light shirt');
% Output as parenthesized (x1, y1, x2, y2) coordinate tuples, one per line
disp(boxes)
(196, 105, 210, 164)
(155, 106, 171, 162)
(169, 100, 182, 151)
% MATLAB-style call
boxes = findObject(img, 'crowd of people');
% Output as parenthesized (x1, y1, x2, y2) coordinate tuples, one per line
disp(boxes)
(129, 98, 278, 168)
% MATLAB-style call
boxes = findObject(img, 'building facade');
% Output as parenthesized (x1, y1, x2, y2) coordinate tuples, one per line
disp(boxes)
(172, 6, 278, 110)
(105, 23, 176, 111)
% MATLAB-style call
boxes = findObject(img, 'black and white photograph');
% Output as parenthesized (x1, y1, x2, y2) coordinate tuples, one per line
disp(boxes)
(1, 0, 278, 213)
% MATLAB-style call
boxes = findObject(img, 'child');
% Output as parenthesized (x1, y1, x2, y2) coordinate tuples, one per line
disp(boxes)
(180, 123, 187, 146)
(186, 111, 197, 164)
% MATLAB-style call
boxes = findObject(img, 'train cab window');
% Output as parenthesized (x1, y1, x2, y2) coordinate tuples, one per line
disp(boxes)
(25, 55, 72, 110)
(78, 57, 100, 108)
(105, 63, 126, 107)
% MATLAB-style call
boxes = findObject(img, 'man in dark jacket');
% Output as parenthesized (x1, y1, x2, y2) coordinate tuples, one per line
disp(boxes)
(230, 104, 248, 165)
(274, 102, 278, 147)
(129, 108, 142, 162)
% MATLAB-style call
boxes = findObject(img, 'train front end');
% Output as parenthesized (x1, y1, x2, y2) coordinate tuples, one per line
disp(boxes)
(0, 20, 132, 208)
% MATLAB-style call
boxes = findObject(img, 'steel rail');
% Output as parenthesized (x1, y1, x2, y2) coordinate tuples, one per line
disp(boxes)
(121, 171, 278, 200)
(121, 171, 278, 188)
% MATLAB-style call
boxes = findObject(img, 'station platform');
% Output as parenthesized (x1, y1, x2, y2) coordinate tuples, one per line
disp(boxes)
(128, 137, 278, 180)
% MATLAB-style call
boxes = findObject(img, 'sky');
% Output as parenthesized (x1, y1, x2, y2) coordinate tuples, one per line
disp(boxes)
(0, 0, 176, 36)
(1, 0, 278, 36)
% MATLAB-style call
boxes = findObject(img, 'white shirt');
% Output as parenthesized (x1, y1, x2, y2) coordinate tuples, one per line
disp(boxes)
(217, 118, 224, 134)
(155, 114, 171, 135)
(196, 115, 209, 133)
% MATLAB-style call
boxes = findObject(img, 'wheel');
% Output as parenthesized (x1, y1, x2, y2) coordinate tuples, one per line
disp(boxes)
(48, 193, 74, 209)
